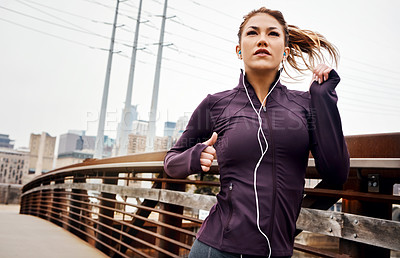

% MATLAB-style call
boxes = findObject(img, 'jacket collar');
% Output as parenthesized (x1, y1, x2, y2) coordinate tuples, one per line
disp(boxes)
(234, 69, 283, 97)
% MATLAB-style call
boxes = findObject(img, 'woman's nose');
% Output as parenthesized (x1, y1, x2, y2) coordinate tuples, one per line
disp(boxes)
(257, 35, 268, 47)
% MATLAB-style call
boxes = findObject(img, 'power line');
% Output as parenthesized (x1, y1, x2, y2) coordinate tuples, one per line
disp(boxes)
(17, 0, 109, 24)
(342, 56, 400, 76)
(343, 106, 399, 117)
(0, 5, 112, 41)
(118, 25, 157, 42)
(0, 4, 137, 49)
(136, 46, 237, 80)
(16, 0, 96, 34)
(88, 2, 237, 55)
(339, 103, 399, 116)
(12, 0, 161, 52)
(340, 83, 400, 101)
(115, 51, 232, 89)
(169, 17, 236, 44)
(189, 0, 237, 21)
(168, 44, 238, 70)
(120, 0, 154, 17)
(163, 64, 233, 89)
(341, 63, 400, 82)
(0, 17, 105, 50)
(118, 10, 160, 31)
(167, 3, 232, 32)
(120, 1, 137, 9)
(81, 0, 132, 14)
(163, 55, 233, 80)
(341, 73, 400, 91)
(340, 95, 400, 112)
(165, 30, 232, 55)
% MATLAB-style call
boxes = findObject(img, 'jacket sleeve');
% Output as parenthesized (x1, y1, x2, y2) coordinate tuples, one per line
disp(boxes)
(308, 69, 350, 185)
(163, 95, 214, 178)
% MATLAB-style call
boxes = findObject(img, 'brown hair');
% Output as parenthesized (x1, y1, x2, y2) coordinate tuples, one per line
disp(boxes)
(238, 7, 339, 76)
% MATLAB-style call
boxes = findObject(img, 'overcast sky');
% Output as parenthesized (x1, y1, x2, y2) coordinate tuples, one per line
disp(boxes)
(1, 0, 400, 149)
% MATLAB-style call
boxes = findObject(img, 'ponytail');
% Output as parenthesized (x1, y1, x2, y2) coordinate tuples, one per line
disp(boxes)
(285, 25, 339, 77)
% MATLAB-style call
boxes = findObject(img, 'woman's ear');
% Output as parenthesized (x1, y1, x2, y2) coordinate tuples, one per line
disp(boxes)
(236, 45, 242, 59)
(283, 47, 290, 61)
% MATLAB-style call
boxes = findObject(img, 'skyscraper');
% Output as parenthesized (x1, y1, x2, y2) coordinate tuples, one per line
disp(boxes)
(0, 134, 14, 149)
(29, 132, 56, 175)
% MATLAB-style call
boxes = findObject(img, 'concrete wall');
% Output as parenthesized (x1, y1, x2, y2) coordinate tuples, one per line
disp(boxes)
(0, 183, 22, 204)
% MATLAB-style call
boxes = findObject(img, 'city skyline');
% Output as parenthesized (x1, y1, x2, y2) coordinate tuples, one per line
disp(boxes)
(1, 0, 400, 149)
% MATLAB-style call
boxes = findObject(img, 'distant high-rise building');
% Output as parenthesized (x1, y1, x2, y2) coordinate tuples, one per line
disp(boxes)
(29, 132, 56, 175)
(132, 120, 149, 135)
(103, 135, 115, 157)
(127, 134, 147, 154)
(173, 116, 189, 140)
(58, 131, 96, 155)
(114, 105, 139, 156)
(56, 150, 94, 169)
(0, 148, 30, 184)
(0, 134, 14, 149)
(164, 122, 176, 150)
(154, 136, 169, 152)
(56, 130, 113, 168)
(67, 130, 86, 136)
(164, 122, 176, 137)
(127, 134, 169, 154)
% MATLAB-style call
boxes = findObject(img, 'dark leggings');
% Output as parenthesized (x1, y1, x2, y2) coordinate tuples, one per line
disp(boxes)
(188, 239, 291, 258)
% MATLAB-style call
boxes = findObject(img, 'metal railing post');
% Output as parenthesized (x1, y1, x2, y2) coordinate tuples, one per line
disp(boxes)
(156, 170, 186, 257)
(69, 173, 89, 241)
(41, 180, 51, 220)
(95, 172, 118, 255)
(50, 177, 65, 227)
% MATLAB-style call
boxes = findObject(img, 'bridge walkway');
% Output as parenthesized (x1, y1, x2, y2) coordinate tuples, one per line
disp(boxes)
(0, 205, 106, 258)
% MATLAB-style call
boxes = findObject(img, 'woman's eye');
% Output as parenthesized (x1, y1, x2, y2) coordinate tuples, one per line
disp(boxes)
(269, 31, 280, 36)
(246, 31, 257, 35)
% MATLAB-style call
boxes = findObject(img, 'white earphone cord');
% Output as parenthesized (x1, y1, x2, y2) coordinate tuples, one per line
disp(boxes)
(242, 68, 282, 258)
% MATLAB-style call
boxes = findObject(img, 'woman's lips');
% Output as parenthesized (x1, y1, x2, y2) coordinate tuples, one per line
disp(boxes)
(254, 48, 271, 56)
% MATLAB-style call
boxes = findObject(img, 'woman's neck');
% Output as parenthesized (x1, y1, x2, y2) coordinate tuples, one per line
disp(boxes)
(245, 69, 279, 107)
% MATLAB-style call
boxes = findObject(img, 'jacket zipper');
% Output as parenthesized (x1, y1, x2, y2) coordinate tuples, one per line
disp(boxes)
(266, 106, 277, 238)
(224, 182, 233, 231)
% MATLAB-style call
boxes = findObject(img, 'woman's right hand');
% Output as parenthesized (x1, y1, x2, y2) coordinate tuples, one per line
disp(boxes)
(200, 132, 218, 172)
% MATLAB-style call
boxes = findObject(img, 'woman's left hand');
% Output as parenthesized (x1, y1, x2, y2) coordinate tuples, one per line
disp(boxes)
(312, 64, 333, 84)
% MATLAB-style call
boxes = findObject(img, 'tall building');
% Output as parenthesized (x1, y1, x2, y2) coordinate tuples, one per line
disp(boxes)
(0, 134, 14, 149)
(164, 122, 176, 137)
(164, 122, 176, 150)
(114, 105, 139, 156)
(154, 136, 169, 152)
(29, 132, 56, 175)
(56, 130, 114, 168)
(127, 134, 169, 154)
(58, 131, 96, 155)
(132, 120, 149, 135)
(0, 148, 30, 184)
(127, 134, 147, 154)
(173, 116, 189, 140)
(103, 135, 115, 157)
(56, 151, 94, 169)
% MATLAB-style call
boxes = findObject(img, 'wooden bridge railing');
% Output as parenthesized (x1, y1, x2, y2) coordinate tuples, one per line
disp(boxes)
(20, 133, 400, 258)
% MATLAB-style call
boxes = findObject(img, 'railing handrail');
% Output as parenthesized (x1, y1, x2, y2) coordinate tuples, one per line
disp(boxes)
(23, 157, 400, 192)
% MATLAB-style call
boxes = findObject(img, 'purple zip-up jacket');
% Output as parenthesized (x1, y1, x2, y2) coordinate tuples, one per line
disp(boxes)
(164, 70, 350, 256)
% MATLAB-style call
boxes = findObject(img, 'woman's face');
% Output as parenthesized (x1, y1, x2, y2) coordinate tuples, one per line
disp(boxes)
(237, 13, 289, 74)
